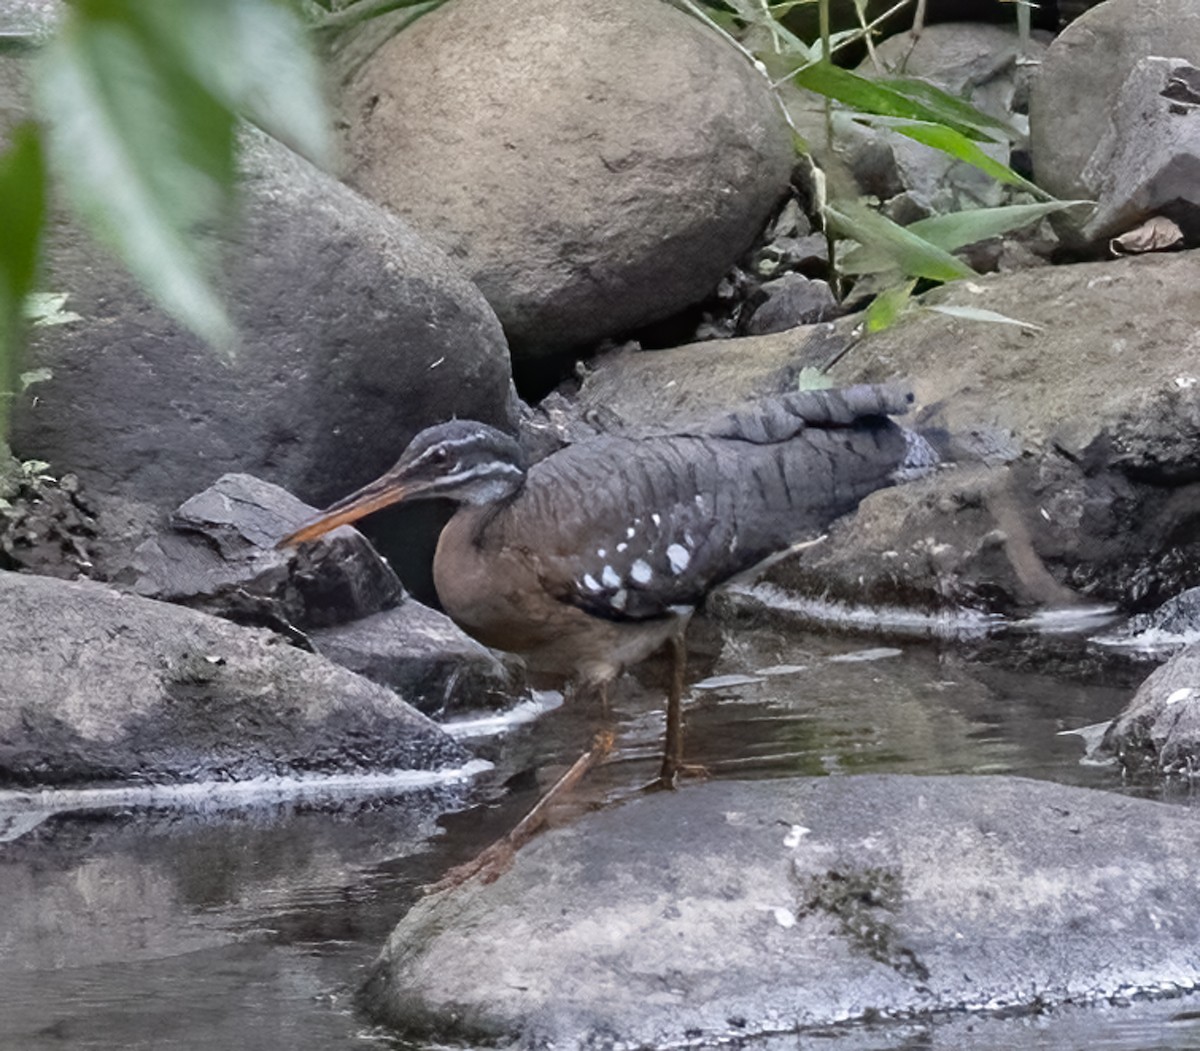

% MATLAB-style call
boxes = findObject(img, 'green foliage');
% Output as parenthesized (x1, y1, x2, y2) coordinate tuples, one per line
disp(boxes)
(0, 0, 329, 439)
(828, 200, 973, 282)
(684, 0, 1090, 336)
(36, 0, 330, 357)
(0, 124, 45, 437)
(864, 278, 915, 333)
(307, 0, 449, 33)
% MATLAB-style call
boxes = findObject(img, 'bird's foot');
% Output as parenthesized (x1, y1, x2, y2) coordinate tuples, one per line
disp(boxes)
(425, 839, 517, 894)
(648, 760, 710, 792)
(423, 730, 614, 894)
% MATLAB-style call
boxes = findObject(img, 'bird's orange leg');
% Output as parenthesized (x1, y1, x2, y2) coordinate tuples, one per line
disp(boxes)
(426, 727, 614, 893)
(657, 633, 707, 788)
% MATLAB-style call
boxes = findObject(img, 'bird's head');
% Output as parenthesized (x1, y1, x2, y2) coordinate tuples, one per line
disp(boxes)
(278, 420, 526, 548)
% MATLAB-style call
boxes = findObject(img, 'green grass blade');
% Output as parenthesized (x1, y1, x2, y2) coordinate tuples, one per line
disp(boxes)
(827, 201, 975, 282)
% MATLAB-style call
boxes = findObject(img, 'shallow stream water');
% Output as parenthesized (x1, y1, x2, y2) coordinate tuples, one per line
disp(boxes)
(2, 619, 1197, 1051)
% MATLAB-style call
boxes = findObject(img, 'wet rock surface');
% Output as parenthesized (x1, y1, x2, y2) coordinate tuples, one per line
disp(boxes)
(362, 775, 1200, 1048)
(0, 570, 467, 786)
(1102, 642, 1200, 777)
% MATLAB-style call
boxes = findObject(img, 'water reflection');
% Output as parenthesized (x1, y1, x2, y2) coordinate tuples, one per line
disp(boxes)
(0, 623, 1195, 1050)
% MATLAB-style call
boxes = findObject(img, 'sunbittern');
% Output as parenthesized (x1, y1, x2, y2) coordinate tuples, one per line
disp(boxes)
(279, 384, 932, 788)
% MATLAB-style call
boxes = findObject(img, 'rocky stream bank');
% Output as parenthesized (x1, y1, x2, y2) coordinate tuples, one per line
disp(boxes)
(3, 0, 1200, 1046)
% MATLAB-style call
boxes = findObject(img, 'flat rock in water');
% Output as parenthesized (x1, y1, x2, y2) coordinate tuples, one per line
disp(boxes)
(0, 570, 467, 786)
(311, 602, 524, 717)
(362, 775, 1200, 1047)
(131, 472, 405, 631)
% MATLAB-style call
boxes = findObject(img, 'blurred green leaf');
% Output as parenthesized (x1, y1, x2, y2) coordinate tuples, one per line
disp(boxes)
(0, 123, 45, 433)
(792, 63, 1001, 142)
(37, 1, 239, 353)
(35, 0, 330, 357)
(826, 201, 975, 282)
(865, 279, 916, 333)
(137, 0, 331, 167)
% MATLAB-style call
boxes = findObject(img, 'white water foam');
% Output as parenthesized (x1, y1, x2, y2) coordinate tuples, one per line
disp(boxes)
(0, 759, 494, 842)
(442, 689, 564, 739)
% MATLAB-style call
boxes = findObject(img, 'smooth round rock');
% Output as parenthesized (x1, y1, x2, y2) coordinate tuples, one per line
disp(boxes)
(339, 0, 795, 358)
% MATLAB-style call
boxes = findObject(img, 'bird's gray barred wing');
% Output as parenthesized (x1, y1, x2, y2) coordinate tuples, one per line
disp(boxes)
(701, 384, 914, 443)
(494, 435, 746, 622)
(492, 387, 922, 623)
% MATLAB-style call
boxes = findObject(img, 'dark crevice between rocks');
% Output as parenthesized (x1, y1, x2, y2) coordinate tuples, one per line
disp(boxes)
(0, 453, 99, 580)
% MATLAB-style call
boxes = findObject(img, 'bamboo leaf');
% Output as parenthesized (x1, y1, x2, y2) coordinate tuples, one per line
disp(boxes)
(887, 120, 1047, 197)
(927, 304, 1044, 330)
(826, 202, 975, 282)
(866, 279, 917, 333)
(876, 75, 1017, 140)
(906, 201, 1092, 251)
(792, 62, 1000, 141)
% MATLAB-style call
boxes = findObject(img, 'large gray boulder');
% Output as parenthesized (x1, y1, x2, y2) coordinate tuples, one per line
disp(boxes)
(1029, 0, 1200, 204)
(362, 775, 1200, 1046)
(1073, 56, 1200, 245)
(8, 117, 517, 513)
(0, 570, 468, 786)
(336, 0, 794, 358)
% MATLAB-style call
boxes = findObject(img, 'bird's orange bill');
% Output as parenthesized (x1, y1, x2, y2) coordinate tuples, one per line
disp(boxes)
(277, 472, 426, 548)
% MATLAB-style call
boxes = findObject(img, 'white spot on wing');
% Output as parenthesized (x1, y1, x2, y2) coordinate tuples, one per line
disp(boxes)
(611, 588, 628, 610)
(582, 573, 601, 592)
(630, 559, 652, 585)
(597, 548, 607, 559)
(626, 526, 636, 539)
(616, 542, 627, 553)
(601, 565, 621, 588)
(767, 906, 796, 929)
(783, 825, 810, 848)
(651, 513, 661, 526)
(667, 544, 690, 574)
